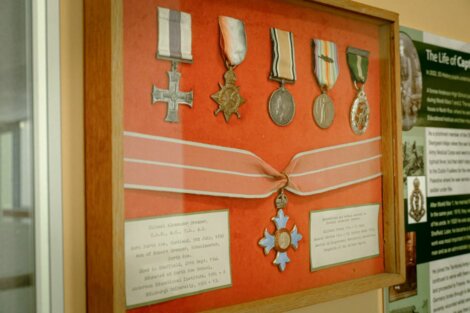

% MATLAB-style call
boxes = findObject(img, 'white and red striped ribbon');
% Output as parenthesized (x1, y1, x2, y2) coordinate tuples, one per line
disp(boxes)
(124, 131, 382, 199)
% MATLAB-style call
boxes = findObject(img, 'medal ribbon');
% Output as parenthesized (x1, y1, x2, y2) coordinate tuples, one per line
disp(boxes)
(312, 39, 339, 89)
(270, 28, 296, 82)
(346, 47, 370, 84)
(124, 132, 382, 199)
(157, 7, 193, 62)
(218, 16, 247, 67)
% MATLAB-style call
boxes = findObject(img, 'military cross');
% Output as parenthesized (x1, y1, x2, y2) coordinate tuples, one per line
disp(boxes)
(152, 61, 193, 123)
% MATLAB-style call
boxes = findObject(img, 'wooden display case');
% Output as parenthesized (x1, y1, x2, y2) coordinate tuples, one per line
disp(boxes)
(85, 0, 404, 312)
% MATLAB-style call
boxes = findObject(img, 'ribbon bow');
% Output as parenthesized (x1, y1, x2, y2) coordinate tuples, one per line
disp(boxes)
(123, 132, 382, 199)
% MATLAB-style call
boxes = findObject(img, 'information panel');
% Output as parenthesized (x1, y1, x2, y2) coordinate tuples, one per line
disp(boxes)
(125, 210, 231, 307)
(310, 204, 379, 270)
(385, 28, 470, 313)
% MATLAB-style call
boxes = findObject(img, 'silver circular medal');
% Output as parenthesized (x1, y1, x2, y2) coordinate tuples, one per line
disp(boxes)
(313, 93, 335, 128)
(350, 89, 370, 135)
(268, 86, 295, 126)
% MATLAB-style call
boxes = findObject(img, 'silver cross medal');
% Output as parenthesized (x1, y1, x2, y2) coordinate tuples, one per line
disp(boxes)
(152, 61, 193, 123)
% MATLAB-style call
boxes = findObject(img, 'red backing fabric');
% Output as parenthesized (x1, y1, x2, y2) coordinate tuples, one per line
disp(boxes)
(124, 0, 384, 312)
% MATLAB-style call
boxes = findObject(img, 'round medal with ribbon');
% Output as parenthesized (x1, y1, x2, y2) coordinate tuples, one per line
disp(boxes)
(347, 46, 371, 135)
(312, 39, 339, 129)
(268, 28, 297, 127)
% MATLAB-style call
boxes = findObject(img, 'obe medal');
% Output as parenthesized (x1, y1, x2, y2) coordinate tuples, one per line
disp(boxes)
(151, 7, 194, 123)
(347, 47, 371, 135)
(312, 39, 339, 129)
(258, 189, 302, 272)
(212, 16, 247, 123)
(268, 28, 297, 127)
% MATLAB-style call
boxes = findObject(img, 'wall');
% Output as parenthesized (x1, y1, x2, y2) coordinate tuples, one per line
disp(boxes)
(61, 0, 470, 312)
(61, 0, 85, 312)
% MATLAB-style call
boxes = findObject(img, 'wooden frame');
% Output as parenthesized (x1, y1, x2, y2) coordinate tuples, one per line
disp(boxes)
(84, 0, 404, 312)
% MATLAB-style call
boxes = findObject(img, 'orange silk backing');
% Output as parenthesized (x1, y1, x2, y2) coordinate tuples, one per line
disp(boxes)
(124, 0, 384, 312)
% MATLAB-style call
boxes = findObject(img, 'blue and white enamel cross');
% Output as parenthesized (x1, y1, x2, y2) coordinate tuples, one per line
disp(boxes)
(259, 190, 302, 272)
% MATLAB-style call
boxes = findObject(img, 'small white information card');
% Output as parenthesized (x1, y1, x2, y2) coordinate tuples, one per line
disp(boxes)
(125, 210, 231, 308)
(310, 204, 379, 271)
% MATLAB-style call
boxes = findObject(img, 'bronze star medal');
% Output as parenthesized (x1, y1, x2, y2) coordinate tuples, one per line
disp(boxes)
(213, 16, 247, 123)
(211, 67, 245, 122)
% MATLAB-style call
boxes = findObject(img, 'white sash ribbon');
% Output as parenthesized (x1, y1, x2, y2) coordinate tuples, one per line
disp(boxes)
(124, 132, 382, 199)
